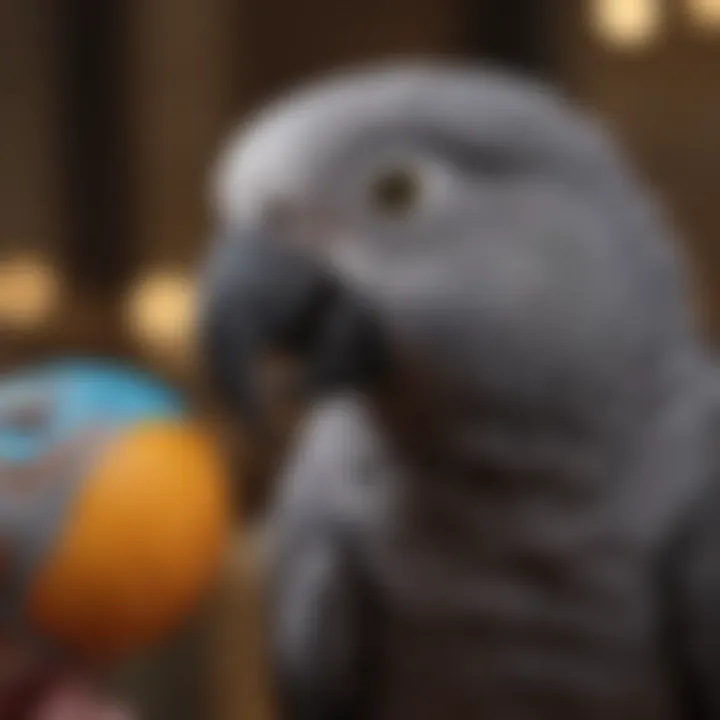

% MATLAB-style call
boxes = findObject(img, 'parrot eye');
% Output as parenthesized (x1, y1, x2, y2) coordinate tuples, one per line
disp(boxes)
(367, 166, 423, 217)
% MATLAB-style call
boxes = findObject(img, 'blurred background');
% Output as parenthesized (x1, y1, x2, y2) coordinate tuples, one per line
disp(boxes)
(2, 0, 720, 718)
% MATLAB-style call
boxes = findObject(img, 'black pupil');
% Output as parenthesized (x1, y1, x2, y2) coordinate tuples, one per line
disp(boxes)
(372, 169, 419, 213)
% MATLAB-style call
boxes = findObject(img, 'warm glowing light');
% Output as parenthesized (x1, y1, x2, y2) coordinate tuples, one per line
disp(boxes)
(0, 254, 60, 329)
(589, 0, 663, 49)
(125, 269, 197, 358)
(687, 0, 720, 30)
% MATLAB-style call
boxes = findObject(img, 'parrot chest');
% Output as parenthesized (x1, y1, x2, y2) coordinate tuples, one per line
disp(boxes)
(359, 482, 680, 720)
(290, 396, 709, 719)
(344, 445, 684, 720)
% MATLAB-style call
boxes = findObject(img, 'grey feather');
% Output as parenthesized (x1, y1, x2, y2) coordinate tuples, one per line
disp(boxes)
(202, 61, 720, 719)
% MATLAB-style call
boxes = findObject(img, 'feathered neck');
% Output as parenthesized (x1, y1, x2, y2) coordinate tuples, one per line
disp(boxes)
(368, 346, 712, 496)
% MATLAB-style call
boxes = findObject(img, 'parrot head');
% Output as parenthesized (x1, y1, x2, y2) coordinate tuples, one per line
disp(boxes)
(201, 63, 699, 440)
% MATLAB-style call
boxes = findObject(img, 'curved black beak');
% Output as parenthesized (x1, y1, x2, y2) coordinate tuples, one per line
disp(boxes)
(199, 227, 389, 432)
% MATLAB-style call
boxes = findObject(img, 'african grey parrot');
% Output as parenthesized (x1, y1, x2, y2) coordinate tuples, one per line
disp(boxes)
(199, 62, 720, 719)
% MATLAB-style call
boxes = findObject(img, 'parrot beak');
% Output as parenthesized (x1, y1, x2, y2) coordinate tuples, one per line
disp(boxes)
(200, 227, 390, 432)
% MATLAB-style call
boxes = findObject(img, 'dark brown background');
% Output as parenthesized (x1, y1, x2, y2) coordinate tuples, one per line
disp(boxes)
(2, 1, 720, 718)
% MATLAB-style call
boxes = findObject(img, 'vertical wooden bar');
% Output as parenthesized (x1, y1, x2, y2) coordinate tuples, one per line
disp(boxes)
(51, 0, 137, 356)
(211, 531, 277, 720)
(56, 0, 134, 301)
(127, 0, 237, 270)
(0, 0, 61, 259)
(466, 0, 557, 77)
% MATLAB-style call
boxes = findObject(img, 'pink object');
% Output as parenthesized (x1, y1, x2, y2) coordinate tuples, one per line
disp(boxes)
(0, 665, 135, 720)
(32, 681, 134, 720)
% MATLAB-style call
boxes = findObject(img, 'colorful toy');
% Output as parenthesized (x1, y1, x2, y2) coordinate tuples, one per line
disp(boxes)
(0, 359, 230, 661)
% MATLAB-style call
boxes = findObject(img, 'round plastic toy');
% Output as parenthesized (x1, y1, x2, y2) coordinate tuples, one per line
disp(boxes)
(0, 358, 230, 661)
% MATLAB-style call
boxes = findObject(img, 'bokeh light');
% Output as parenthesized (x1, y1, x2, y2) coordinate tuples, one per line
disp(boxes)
(0, 254, 61, 330)
(124, 269, 197, 361)
(589, 0, 663, 50)
(688, 0, 720, 31)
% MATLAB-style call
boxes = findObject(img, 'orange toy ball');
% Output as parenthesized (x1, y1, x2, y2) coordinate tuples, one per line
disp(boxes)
(27, 421, 230, 660)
